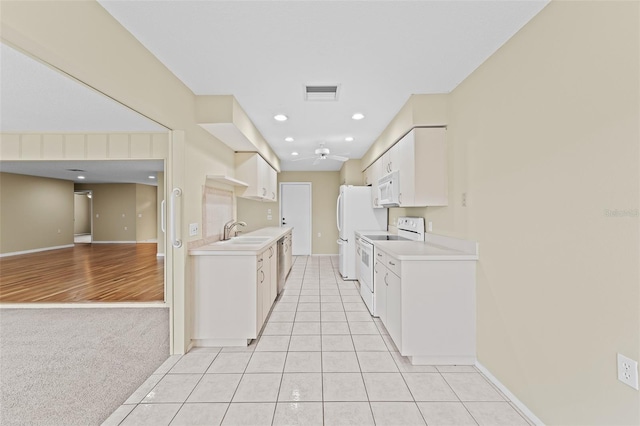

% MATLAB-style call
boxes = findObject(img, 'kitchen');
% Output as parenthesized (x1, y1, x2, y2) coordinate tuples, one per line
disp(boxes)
(0, 1, 638, 425)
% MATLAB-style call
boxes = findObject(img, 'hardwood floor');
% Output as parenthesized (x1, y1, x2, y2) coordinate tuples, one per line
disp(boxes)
(0, 244, 164, 303)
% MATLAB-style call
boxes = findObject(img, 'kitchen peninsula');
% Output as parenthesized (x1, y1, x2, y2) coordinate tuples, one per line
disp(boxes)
(189, 227, 293, 347)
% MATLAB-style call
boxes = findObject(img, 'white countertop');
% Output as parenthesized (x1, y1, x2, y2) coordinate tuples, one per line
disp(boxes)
(371, 232, 479, 261)
(189, 227, 293, 256)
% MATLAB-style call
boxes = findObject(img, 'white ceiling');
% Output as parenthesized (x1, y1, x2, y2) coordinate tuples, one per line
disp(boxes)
(97, 0, 549, 171)
(0, 160, 164, 186)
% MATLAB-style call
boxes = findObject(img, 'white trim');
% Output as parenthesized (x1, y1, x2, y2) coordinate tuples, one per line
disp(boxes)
(157, 253, 165, 257)
(0, 244, 74, 258)
(0, 302, 168, 309)
(475, 361, 545, 425)
(138, 239, 158, 243)
(311, 253, 338, 257)
(91, 241, 137, 244)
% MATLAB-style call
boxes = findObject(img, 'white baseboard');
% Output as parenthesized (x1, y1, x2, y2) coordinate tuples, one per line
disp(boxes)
(0, 244, 74, 258)
(475, 361, 544, 425)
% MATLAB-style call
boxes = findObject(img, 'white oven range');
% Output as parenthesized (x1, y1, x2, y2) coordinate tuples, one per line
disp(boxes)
(355, 217, 425, 316)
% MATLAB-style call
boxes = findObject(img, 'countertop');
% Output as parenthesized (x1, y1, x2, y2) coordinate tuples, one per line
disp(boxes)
(363, 231, 479, 261)
(189, 227, 293, 256)
(373, 240, 478, 261)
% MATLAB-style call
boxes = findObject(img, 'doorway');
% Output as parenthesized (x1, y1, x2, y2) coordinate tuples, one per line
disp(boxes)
(280, 182, 312, 255)
(74, 190, 93, 243)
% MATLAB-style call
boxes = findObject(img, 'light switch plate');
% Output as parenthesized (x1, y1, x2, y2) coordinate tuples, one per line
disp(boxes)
(189, 223, 199, 236)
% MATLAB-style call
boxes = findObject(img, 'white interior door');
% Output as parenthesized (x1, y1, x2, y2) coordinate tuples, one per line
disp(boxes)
(280, 183, 311, 255)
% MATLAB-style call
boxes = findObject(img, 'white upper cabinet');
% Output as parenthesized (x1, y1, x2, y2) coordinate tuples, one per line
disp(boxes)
(235, 152, 278, 202)
(366, 127, 447, 208)
(364, 159, 384, 208)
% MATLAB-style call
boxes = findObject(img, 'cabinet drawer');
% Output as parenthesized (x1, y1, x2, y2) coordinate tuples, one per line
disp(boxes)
(374, 249, 387, 265)
(386, 255, 401, 277)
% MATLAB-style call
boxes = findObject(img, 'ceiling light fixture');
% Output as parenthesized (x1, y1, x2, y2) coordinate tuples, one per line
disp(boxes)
(352, 113, 365, 120)
(274, 114, 288, 122)
(77, 175, 85, 180)
(285, 137, 294, 142)
(345, 136, 354, 142)
(291, 152, 299, 156)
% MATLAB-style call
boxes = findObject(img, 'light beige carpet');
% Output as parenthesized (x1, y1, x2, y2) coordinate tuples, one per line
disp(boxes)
(0, 307, 169, 425)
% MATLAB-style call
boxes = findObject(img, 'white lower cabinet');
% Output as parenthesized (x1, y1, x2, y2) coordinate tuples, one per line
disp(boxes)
(374, 248, 476, 365)
(192, 242, 279, 347)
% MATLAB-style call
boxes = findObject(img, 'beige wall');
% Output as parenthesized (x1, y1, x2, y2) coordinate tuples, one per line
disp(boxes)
(0, 173, 74, 254)
(76, 183, 136, 242)
(136, 184, 157, 242)
(74, 183, 158, 243)
(339, 159, 363, 185)
(73, 192, 91, 234)
(366, 2, 640, 424)
(237, 171, 340, 254)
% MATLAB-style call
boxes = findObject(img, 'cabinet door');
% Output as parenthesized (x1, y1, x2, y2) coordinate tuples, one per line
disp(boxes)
(257, 266, 265, 332)
(370, 160, 383, 208)
(386, 270, 402, 351)
(261, 249, 272, 323)
(268, 167, 278, 202)
(396, 132, 415, 206)
(268, 244, 277, 305)
(374, 260, 387, 323)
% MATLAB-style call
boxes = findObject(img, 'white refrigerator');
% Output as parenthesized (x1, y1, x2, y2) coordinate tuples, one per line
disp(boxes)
(336, 185, 387, 279)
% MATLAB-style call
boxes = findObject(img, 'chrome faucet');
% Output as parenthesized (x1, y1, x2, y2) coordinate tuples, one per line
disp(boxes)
(223, 220, 247, 240)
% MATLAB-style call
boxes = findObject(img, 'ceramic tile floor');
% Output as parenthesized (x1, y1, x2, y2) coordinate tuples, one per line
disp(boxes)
(103, 256, 534, 426)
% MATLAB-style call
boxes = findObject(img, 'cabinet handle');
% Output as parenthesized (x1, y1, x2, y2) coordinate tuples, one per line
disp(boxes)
(357, 247, 361, 255)
(269, 247, 273, 258)
(384, 272, 389, 286)
(374, 263, 378, 273)
(272, 192, 275, 199)
(262, 188, 267, 196)
(260, 270, 265, 283)
(398, 193, 402, 204)
(389, 261, 396, 266)
(377, 252, 382, 257)
(389, 161, 393, 171)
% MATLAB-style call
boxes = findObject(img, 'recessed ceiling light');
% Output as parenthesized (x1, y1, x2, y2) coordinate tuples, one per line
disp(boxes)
(274, 114, 288, 121)
(77, 175, 85, 180)
(345, 136, 354, 142)
(291, 152, 299, 156)
(148, 175, 156, 179)
(285, 137, 294, 142)
(352, 113, 365, 120)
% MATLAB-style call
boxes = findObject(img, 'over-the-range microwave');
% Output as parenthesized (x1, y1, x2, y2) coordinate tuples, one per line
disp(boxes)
(378, 170, 400, 207)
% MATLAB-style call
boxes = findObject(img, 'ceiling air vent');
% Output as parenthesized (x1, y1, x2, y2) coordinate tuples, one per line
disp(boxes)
(305, 85, 339, 101)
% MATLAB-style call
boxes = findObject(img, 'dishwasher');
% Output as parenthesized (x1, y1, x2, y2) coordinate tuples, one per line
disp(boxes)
(277, 237, 286, 294)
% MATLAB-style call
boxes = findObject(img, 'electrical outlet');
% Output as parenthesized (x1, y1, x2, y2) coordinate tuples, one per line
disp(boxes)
(317, 232, 321, 237)
(267, 215, 272, 220)
(617, 353, 639, 389)
(462, 192, 467, 207)
(189, 223, 199, 237)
